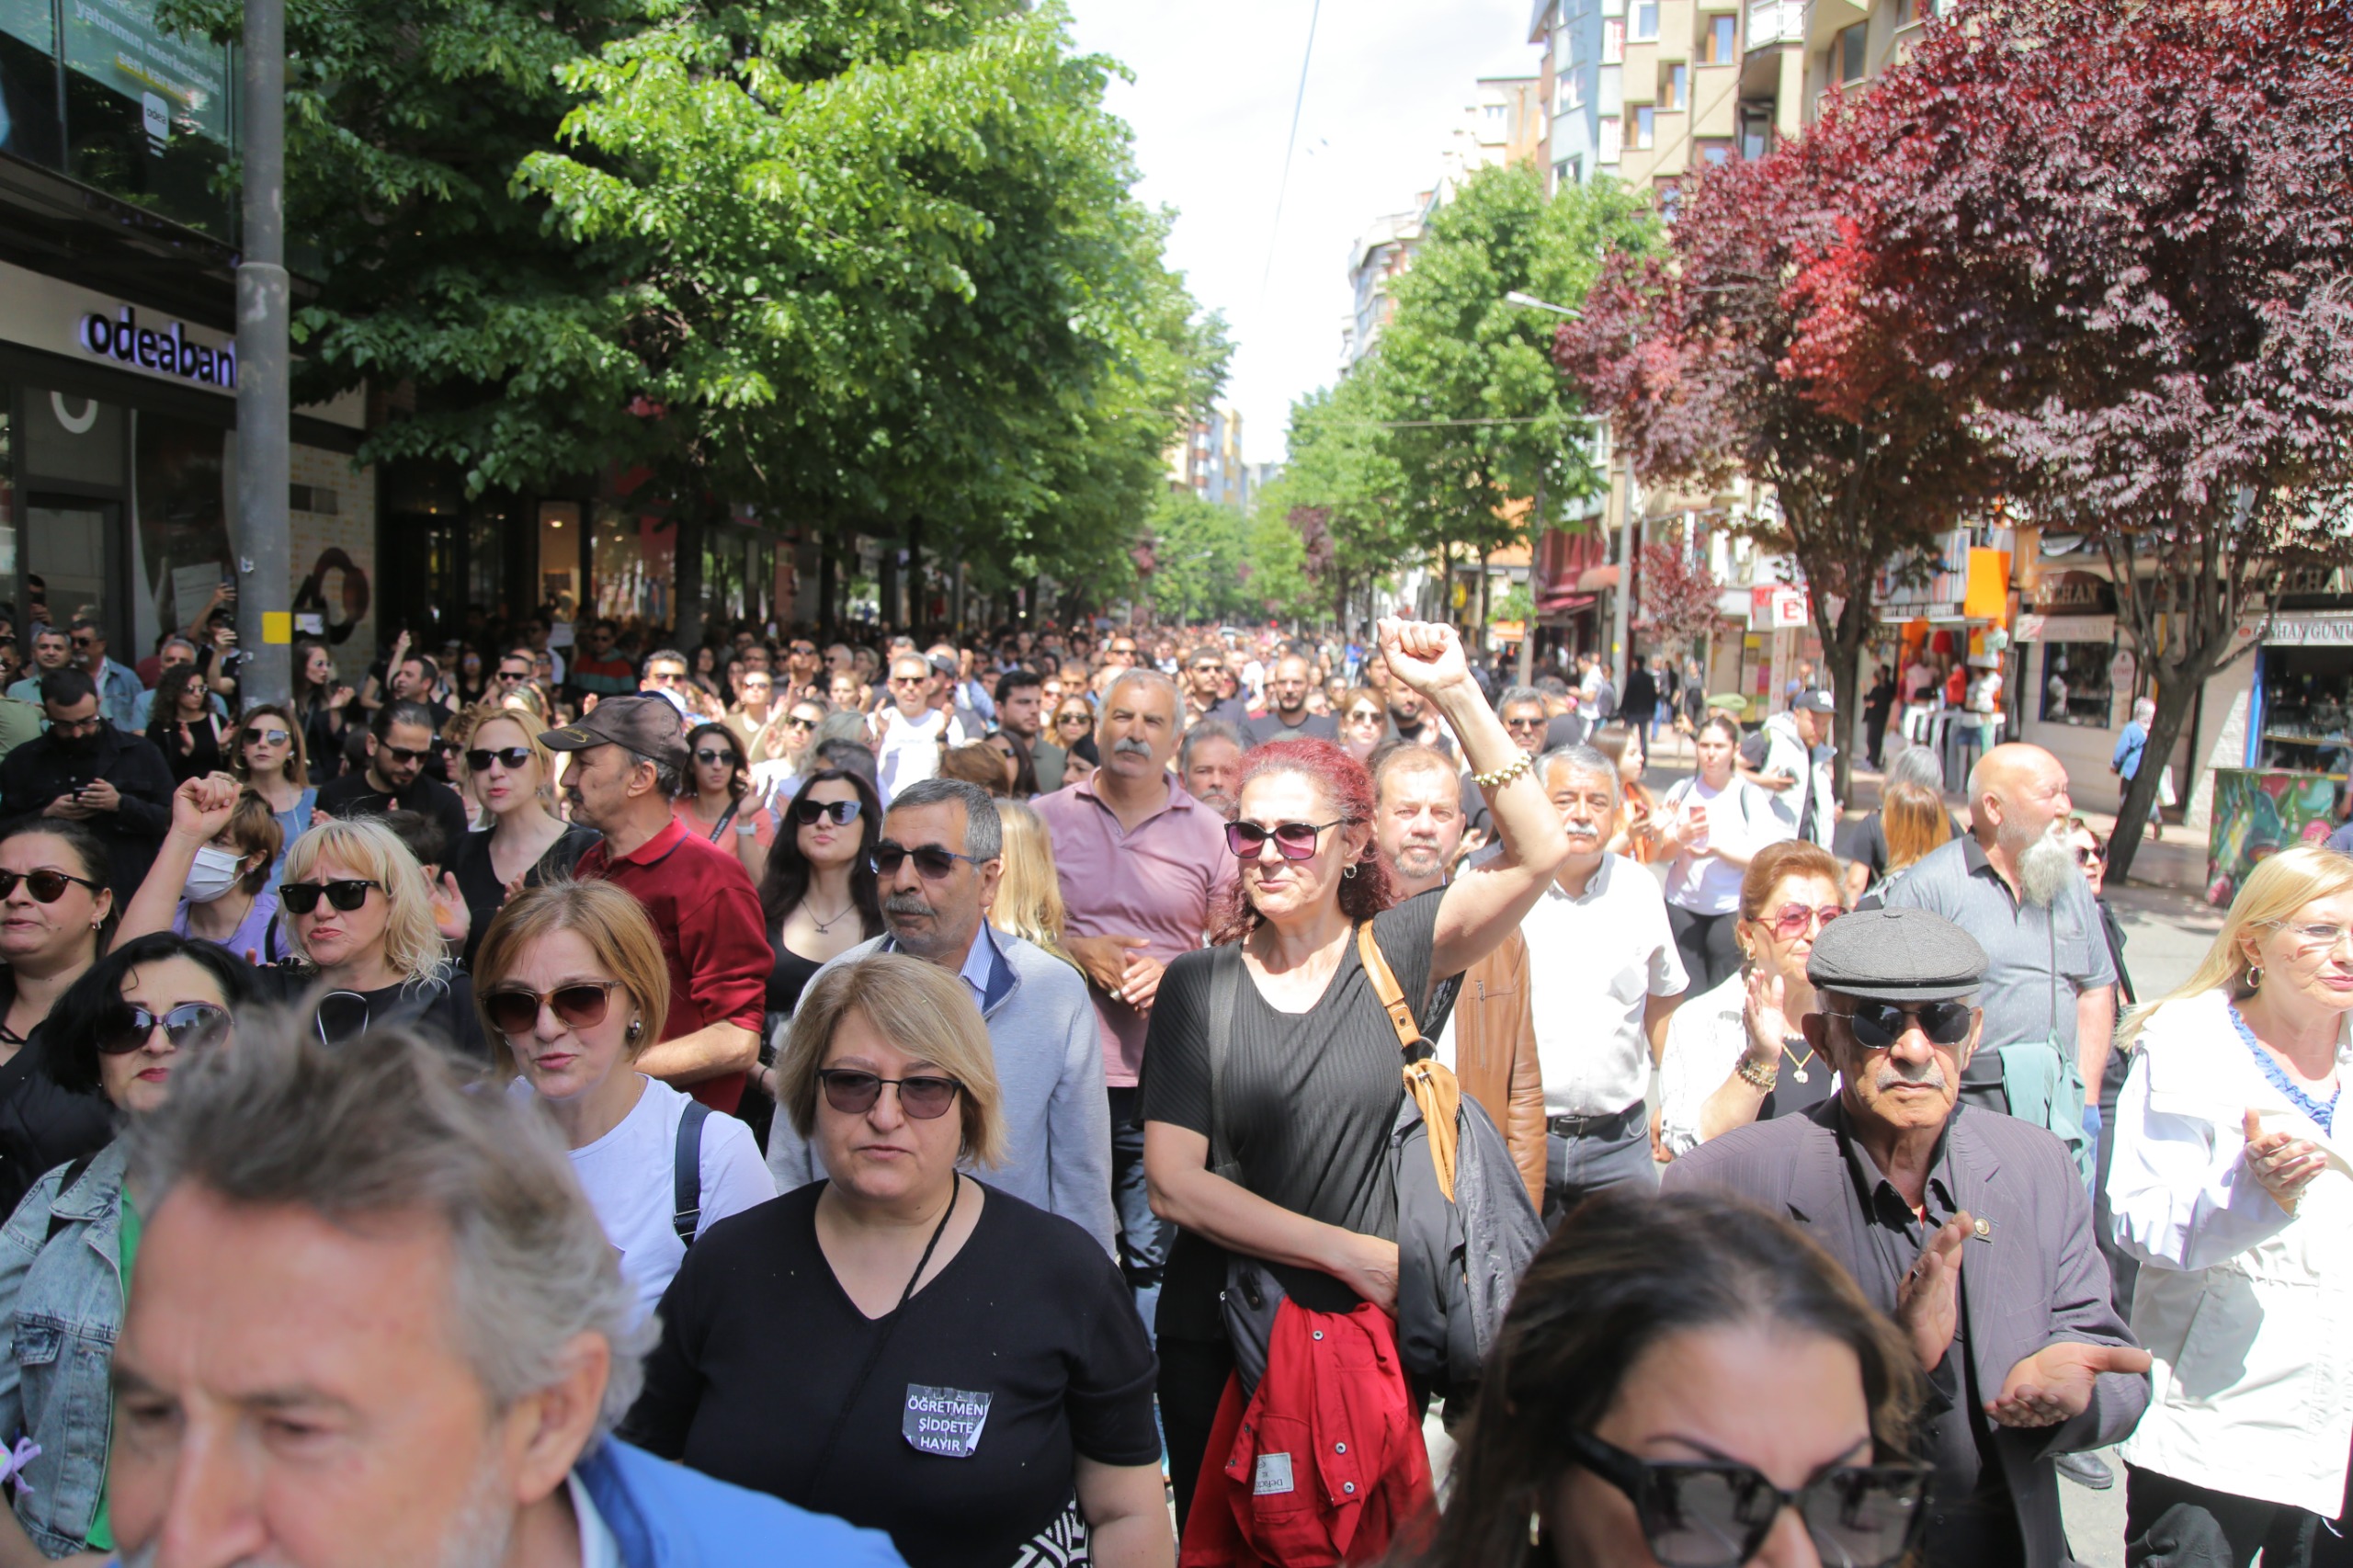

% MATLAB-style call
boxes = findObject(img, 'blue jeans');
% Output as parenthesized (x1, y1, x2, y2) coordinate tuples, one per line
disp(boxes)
(1542, 1105, 1657, 1229)
(1108, 1086, 1167, 1340)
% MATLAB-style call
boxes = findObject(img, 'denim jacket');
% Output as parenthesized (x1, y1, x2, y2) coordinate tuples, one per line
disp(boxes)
(0, 1140, 127, 1558)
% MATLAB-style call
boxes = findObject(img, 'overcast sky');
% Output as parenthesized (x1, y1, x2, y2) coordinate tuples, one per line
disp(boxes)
(1063, 0, 1540, 467)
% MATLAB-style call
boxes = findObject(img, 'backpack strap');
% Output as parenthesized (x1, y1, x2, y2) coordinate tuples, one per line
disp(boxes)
(44, 1152, 103, 1245)
(672, 1099, 711, 1248)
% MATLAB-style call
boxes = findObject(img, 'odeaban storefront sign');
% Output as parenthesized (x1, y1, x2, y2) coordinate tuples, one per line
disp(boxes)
(76, 307, 236, 389)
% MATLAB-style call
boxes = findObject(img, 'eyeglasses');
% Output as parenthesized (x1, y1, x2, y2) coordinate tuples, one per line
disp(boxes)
(1503, 713, 1548, 730)
(794, 798, 862, 826)
(48, 715, 102, 736)
(1225, 819, 1347, 861)
(871, 841, 984, 879)
(1830, 998, 1977, 1051)
(1190, 661, 1223, 675)
(2269, 920, 2353, 954)
(1565, 1429, 1929, 1568)
(1056, 710, 1092, 727)
(483, 980, 622, 1038)
(817, 1068, 964, 1119)
(97, 1002, 229, 1056)
(644, 669, 684, 686)
(693, 747, 738, 767)
(244, 727, 292, 747)
(1758, 903, 1845, 940)
(381, 744, 431, 764)
(1345, 708, 1383, 724)
(466, 746, 533, 772)
(890, 675, 928, 688)
(280, 879, 381, 915)
(0, 868, 102, 903)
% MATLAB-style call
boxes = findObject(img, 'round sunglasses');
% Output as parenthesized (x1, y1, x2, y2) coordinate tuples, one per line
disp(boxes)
(0, 867, 103, 903)
(98, 1002, 229, 1056)
(280, 878, 381, 916)
(817, 1068, 964, 1119)
(483, 980, 622, 1038)
(1225, 819, 1347, 861)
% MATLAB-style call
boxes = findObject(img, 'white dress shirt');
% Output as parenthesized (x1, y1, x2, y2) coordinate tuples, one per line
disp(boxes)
(1522, 853, 1688, 1117)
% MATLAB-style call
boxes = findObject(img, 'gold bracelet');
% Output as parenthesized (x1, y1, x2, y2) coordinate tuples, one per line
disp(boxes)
(1735, 1055, 1779, 1093)
(1472, 749, 1534, 790)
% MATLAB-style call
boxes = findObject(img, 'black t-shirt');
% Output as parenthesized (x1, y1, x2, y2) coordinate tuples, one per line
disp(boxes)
(1242, 710, 1338, 748)
(623, 1182, 1157, 1568)
(1141, 890, 1445, 1325)
(449, 823, 599, 970)
(248, 966, 487, 1065)
(314, 771, 472, 865)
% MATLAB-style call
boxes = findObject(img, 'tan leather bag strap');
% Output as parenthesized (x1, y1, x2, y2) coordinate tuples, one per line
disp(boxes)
(1358, 923, 1461, 1202)
(1358, 922, 1419, 1055)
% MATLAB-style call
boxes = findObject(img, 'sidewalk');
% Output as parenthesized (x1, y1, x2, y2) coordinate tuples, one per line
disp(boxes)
(1639, 731, 2211, 898)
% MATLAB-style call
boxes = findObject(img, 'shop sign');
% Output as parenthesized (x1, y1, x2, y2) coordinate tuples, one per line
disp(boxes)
(2261, 613, 2353, 648)
(1749, 585, 1809, 631)
(2030, 570, 2116, 615)
(76, 307, 236, 389)
(2014, 614, 2116, 644)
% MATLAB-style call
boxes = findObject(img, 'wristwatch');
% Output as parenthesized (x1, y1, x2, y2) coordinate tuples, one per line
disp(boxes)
(1735, 1054, 1779, 1093)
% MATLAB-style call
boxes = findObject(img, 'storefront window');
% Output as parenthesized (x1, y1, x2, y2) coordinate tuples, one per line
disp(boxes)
(2256, 646, 2353, 775)
(132, 413, 233, 660)
(592, 505, 675, 629)
(2038, 641, 2115, 727)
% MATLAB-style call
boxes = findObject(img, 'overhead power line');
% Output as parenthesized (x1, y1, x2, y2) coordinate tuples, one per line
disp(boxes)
(1258, 0, 1323, 307)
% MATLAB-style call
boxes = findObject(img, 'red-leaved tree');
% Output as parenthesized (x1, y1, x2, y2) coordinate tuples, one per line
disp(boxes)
(1557, 89, 2007, 801)
(1635, 539, 1724, 663)
(1804, 0, 2353, 881)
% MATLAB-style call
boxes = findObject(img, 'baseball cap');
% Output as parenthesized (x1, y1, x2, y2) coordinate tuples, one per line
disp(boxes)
(540, 694, 689, 769)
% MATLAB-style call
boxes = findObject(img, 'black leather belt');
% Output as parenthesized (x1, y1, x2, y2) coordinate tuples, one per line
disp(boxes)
(1548, 1103, 1643, 1140)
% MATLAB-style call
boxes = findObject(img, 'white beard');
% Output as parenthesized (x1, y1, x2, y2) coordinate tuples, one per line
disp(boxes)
(2013, 819, 2081, 908)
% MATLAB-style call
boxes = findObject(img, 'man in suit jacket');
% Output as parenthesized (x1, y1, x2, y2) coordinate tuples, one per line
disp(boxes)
(1664, 906, 2149, 1568)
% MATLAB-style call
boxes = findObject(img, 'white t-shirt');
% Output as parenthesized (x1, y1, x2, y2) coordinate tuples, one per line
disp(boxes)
(874, 707, 949, 803)
(1520, 855, 1688, 1116)
(1661, 776, 1790, 915)
(510, 1074, 776, 1317)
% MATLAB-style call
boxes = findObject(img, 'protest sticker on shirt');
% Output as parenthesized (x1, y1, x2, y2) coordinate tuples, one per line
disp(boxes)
(904, 1385, 992, 1458)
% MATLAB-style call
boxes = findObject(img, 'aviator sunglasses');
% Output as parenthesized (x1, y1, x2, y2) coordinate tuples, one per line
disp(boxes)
(1225, 819, 1347, 861)
(1565, 1428, 1929, 1568)
(97, 1002, 229, 1056)
(279, 879, 381, 916)
(483, 980, 622, 1037)
(1829, 998, 1976, 1051)
(817, 1068, 963, 1119)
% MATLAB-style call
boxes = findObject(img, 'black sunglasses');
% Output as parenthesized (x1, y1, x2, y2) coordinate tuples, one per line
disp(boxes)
(280, 879, 381, 915)
(0, 868, 103, 903)
(495, 668, 529, 682)
(1225, 819, 1347, 861)
(871, 840, 984, 880)
(693, 747, 739, 767)
(466, 746, 533, 772)
(381, 744, 432, 764)
(794, 798, 862, 826)
(98, 1002, 229, 1056)
(483, 980, 621, 1038)
(1566, 1429, 1929, 1568)
(817, 1068, 963, 1120)
(1830, 998, 1977, 1051)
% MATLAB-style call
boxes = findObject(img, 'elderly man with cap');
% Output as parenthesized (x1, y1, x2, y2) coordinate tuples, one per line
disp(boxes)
(1665, 906, 2150, 1566)
(543, 695, 772, 1115)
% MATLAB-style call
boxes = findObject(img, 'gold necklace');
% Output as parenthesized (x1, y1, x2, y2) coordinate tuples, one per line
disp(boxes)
(1780, 1038, 1818, 1085)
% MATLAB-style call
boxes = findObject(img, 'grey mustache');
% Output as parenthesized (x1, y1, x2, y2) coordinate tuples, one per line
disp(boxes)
(1112, 736, 1154, 757)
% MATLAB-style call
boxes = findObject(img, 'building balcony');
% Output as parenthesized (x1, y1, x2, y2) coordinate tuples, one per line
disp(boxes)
(1746, 0, 1806, 49)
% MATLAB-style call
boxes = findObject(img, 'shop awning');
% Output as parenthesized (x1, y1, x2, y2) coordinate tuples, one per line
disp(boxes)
(1537, 590, 1597, 619)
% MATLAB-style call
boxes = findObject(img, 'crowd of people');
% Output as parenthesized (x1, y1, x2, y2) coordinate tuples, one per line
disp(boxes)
(0, 603, 2332, 1568)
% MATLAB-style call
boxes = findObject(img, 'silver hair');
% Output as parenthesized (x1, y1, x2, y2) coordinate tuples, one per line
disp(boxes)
(120, 1016, 652, 1437)
(1179, 719, 1245, 772)
(1497, 686, 1547, 714)
(889, 775, 1003, 859)
(2131, 697, 2156, 726)
(1539, 744, 1621, 804)
(1885, 744, 1946, 793)
(811, 709, 870, 751)
(1104, 665, 1183, 719)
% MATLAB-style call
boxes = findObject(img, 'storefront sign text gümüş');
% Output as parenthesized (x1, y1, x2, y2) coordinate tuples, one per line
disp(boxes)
(76, 306, 236, 389)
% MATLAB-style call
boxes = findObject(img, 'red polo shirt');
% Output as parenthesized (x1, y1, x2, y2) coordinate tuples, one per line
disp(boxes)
(576, 816, 771, 1113)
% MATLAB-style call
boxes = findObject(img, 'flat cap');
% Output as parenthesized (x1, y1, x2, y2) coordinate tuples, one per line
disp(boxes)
(1806, 907, 1987, 1004)
(540, 693, 688, 769)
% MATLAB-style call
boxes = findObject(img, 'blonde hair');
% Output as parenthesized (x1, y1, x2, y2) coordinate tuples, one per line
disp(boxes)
(779, 953, 1005, 1169)
(471, 881, 671, 1074)
(991, 800, 1071, 965)
(281, 816, 449, 987)
(1881, 778, 1952, 875)
(2120, 843, 2353, 1047)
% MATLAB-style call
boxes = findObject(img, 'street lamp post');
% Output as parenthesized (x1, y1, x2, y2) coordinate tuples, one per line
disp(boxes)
(1504, 291, 1639, 696)
(234, 0, 291, 705)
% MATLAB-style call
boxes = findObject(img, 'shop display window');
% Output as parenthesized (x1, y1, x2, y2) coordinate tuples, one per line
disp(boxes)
(2256, 647, 2353, 775)
(132, 412, 233, 657)
(2039, 641, 2115, 727)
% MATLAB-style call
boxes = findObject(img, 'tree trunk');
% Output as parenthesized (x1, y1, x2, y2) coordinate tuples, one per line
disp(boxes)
(1818, 582, 1870, 807)
(904, 517, 925, 634)
(672, 495, 708, 652)
(2104, 657, 2208, 886)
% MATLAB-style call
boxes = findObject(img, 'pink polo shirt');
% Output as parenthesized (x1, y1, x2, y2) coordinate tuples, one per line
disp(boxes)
(1031, 773, 1236, 1086)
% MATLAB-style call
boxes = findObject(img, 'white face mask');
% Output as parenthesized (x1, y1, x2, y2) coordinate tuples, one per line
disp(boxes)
(184, 845, 244, 904)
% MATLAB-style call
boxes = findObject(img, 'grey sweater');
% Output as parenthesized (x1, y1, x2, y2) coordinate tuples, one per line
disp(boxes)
(766, 928, 1116, 1256)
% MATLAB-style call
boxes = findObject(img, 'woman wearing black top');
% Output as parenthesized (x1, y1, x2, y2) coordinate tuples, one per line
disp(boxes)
(1140, 619, 1569, 1522)
(756, 767, 882, 1021)
(0, 822, 116, 1216)
(448, 710, 597, 970)
(144, 665, 226, 786)
(627, 954, 1168, 1568)
(290, 639, 354, 784)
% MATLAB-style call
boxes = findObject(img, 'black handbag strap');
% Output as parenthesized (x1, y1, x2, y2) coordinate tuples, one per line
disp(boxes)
(1207, 945, 1240, 1181)
(672, 1099, 710, 1247)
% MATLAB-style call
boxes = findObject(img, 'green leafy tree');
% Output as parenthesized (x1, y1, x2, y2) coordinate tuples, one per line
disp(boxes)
(1374, 167, 1659, 639)
(1258, 373, 1409, 631)
(1143, 488, 1249, 626)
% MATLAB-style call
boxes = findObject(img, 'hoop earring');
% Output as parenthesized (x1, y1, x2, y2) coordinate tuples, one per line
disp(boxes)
(2246, 965, 2264, 993)
(1344, 863, 1359, 879)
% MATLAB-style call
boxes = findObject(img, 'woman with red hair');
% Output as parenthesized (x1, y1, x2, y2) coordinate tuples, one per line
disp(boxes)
(1141, 618, 1569, 1534)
